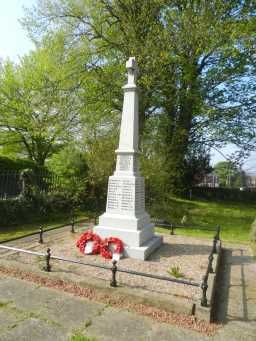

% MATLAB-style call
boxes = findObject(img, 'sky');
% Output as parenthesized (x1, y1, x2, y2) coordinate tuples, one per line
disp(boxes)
(0, 1, 255, 174)
(0, 0, 35, 62)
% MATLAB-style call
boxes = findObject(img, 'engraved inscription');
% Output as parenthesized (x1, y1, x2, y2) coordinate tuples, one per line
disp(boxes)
(121, 180, 134, 211)
(107, 179, 122, 210)
(107, 176, 146, 213)
(135, 178, 145, 211)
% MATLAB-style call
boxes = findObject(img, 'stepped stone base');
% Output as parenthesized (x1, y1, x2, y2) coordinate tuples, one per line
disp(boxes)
(94, 224, 154, 248)
(123, 235, 163, 260)
(94, 219, 163, 260)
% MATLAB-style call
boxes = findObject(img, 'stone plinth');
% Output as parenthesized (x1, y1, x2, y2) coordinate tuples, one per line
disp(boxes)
(94, 57, 162, 260)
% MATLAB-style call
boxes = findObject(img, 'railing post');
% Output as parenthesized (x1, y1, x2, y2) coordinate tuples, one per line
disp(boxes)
(45, 248, 51, 272)
(208, 251, 214, 273)
(110, 260, 117, 287)
(212, 234, 218, 254)
(171, 224, 174, 235)
(71, 211, 75, 233)
(39, 227, 43, 244)
(216, 225, 220, 241)
(200, 274, 208, 307)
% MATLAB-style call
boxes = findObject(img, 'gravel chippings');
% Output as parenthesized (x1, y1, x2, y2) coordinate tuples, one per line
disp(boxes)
(6, 231, 213, 300)
(0, 266, 220, 336)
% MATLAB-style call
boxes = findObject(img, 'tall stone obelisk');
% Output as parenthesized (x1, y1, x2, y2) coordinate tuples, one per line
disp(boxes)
(94, 57, 162, 260)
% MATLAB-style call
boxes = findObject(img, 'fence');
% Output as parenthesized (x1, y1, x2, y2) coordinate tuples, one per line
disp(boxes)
(0, 222, 221, 307)
(0, 171, 21, 199)
(153, 219, 221, 235)
(0, 171, 79, 199)
(0, 244, 200, 295)
(0, 218, 88, 245)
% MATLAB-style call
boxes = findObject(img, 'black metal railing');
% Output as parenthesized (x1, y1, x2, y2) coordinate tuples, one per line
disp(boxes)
(0, 218, 90, 245)
(153, 219, 221, 235)
(0, 171, 84, 199)
(0, 171, 59, 199)
(0, 245, 202, 299)
(0, 224, 221, 307)
(200, 225, 221, 307)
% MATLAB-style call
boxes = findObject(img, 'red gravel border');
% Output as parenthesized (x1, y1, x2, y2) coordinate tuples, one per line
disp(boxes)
(0, 265, 220, 335)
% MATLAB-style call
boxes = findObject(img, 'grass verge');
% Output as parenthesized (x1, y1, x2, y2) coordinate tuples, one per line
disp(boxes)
(0, 213, 88, 242)
(154, 197, 256, 243)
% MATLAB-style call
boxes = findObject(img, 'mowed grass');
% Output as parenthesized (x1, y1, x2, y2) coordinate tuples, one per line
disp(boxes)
(1, 197, 255, 245)
(154, 197, 256, 243)
(0, 214, 88, 242)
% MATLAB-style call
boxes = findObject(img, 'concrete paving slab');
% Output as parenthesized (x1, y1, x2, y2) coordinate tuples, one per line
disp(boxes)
(35, 286, 105, 330)
(84, 307, 154, 341)
(0, 309, 21, 330)
(0, 318, 66, 341)
(84, 306, 208, 341)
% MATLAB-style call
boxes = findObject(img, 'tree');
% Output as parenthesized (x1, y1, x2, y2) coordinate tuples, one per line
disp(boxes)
(21, 0, 256, 194)
(214, 161, 244, 188)
(0, 39, 79, 167)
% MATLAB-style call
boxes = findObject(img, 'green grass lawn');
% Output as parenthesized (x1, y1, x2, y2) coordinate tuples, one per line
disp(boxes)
(1, 197, 255, 245)
(154, 197, 256, 243)
(0, 213, 89, 242)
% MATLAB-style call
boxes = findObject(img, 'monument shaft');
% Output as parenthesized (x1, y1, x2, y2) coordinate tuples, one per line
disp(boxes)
(94, 57, 162, 260)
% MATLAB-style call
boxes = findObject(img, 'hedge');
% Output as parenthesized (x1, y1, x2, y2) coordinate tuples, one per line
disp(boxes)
(0, 192, 74, 227)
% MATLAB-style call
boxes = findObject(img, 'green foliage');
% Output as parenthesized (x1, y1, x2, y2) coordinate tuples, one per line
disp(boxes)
(0, 191, 74, 227)
(0, 198, 32, 227)
(47, 146, 88, 178)
(250, 219, 256, 242)
(167, 267, 184, 279)
(0, 39, 78, 166)
(214, 161, 244, 188)
(20, 0, 256, 194)
(192, 187, 256, 203)
(0, 156, 37, 172)
(47, 145, 89, 206)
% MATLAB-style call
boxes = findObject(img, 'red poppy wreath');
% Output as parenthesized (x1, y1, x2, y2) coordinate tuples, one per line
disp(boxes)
(100, 237, 124, 260)
(76, 230, 101, 255)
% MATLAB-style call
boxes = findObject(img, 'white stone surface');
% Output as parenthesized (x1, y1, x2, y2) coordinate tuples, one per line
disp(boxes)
(94, 57, 162, 259)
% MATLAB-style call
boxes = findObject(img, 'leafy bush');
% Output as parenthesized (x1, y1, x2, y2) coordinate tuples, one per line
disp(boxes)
(250, 219, 256, 242)
(0, 156, 39, 172)
(0, 191, 75, 227)
(0, 197, 33, 226)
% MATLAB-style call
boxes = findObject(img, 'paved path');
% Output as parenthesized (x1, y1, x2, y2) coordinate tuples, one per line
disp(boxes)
(213, 245, 256, 340)
(0, 275, 206, 341)
(0, 233, 255, 340)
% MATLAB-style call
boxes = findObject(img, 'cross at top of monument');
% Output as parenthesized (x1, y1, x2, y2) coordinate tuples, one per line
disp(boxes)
(126, 57, 139, 85)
